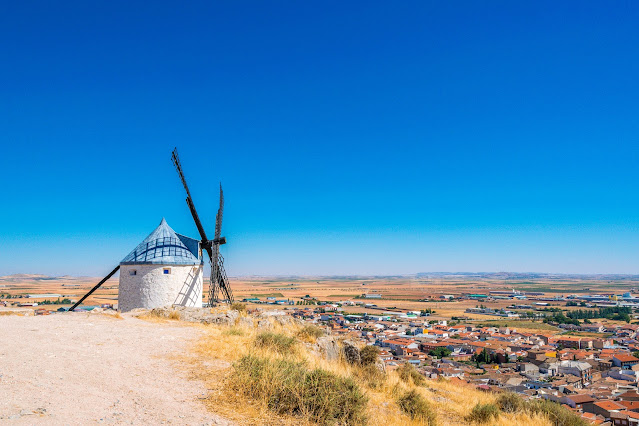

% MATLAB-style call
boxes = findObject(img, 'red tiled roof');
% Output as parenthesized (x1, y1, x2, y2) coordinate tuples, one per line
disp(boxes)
(423, 342, 450, 347)
(594, 400, 625, 411)
(618, 400, 639, 410)
(618, 391, 639, 400)
(568, 394, 595, 404)
(613, 354, 639, 363)
(383, 339, 415, 346)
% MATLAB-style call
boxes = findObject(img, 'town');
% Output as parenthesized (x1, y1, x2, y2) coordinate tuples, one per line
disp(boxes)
(268, 288, 639, 425)
(4, 273, 639, 424)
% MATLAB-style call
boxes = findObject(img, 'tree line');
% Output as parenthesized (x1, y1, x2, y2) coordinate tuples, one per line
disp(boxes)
(544, 306, 632, 325)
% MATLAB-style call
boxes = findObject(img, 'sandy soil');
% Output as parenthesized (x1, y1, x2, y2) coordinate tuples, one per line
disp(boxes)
(0, 313, 232, 425)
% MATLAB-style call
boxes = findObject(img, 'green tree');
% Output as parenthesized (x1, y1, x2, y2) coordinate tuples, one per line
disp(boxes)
(472, 348, 491, 364)
(429, 347, 452, 358)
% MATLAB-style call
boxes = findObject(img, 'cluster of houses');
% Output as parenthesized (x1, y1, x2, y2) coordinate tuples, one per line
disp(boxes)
(465, 306, 522, 317)
(290, 306, 639, 425)
(242, 297, 295, 306)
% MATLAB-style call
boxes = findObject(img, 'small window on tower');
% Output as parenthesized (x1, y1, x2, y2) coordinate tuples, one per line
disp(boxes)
(129, 270, 137, 276)
(163, 268, 171, 275)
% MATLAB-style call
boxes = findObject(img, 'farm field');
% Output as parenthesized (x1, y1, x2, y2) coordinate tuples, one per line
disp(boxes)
(2, 273, 638, 324)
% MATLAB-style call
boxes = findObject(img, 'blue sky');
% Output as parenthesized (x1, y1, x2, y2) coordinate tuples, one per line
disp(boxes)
(1, 1, 638, 276)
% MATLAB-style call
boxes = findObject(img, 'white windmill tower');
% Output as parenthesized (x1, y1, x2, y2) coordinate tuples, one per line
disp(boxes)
(117, 218, 204, 312)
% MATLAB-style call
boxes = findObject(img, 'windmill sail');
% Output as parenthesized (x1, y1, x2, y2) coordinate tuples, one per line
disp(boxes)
(172, 148, 233, 305)
(215, 184, 224, 242)
(171, 148, 211, 259)
(209, 185, 232, 303)
(69, 265, 120, 311)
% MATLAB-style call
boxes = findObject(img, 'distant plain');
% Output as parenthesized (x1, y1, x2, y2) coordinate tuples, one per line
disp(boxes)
(2, 273, 638, 326)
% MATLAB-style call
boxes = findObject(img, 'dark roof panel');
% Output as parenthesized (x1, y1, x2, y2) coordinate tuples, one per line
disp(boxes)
(121, 218, 201, 265)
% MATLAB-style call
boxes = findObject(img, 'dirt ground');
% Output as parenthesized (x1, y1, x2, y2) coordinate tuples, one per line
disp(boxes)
(0, 312, 232, 425)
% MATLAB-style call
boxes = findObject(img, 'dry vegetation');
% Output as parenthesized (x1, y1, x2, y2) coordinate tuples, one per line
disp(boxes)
(0, 310, 31, 316)
(473, 320, 560, 331)
(174, 315, 562, 426)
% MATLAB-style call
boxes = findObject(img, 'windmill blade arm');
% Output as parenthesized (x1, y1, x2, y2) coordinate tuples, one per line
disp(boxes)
(172, 148, 211, 248)
(171, 148, 193, 199)
(207, 251, 233, 304)
(69, 265, 120, 311)
(217, 252, 233, 303)
(186, 197, 211, 254)
(214, 184, 224, 241)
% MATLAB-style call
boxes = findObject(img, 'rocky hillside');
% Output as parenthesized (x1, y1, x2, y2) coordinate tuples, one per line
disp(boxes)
(143, 305, 585, 425)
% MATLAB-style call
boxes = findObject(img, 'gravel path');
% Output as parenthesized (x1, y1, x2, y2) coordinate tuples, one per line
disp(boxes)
(0, 313, 231, 425)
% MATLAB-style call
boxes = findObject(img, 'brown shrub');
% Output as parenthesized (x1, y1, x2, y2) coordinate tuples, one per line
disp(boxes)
(297, 325, 324, 342)
(254, 332, 296, 355)
(230, 355, 368, 425)
(397, 362, 425, 386)
(466, 403, 500, 423)
(360, 345, 381, 366)
(397, 389, 437, 424)
(230, 302, 247, 312)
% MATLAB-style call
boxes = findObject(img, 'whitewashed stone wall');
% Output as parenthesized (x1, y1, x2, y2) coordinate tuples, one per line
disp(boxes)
(118, 263, 203, 312)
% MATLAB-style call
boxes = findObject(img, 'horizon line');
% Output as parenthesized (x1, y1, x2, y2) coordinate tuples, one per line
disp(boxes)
(3, 271, 639, 279)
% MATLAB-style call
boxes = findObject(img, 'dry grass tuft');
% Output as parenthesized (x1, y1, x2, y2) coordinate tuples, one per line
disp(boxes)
(397, 362, 426, 386)
(495, 392, 525, 413)
(297, 324, 325, 342)
(496, 392, 587, 426)
(397, 389, 437, 424)
(254, 332, 297, 355)
(525, 399, 587, 426)
(0, 311, 28, 316)
(95, 313, 125, 320)
(230, 302, 247, 313)
(230, 354, 368, 425)
(360, 345, 381, 366)
(466, 402, 500, 423)
(137, 309, 170, 322)
(358, 364, 386, 390)
(223, 326, 245, 336)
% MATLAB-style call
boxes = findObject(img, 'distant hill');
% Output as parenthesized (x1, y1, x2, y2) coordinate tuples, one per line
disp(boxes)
(0, 274, 88, 282)
(416, 272, 639, 280)
(0, 274, 53, 281)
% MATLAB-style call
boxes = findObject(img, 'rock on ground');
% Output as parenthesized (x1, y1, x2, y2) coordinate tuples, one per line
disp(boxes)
(150, 306, 239, 325)
(375, 357, 387, 373)
(342, 340, 361, 365)
(257, 319, 274, 329)
(314, 338, 385, 372)
(316, 336, 341, 361)
(238, 316, 254, 327)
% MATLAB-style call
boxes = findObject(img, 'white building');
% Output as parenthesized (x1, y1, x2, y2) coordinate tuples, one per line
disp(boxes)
(118, 218, 203, 312)
(363, 293, 382, 299)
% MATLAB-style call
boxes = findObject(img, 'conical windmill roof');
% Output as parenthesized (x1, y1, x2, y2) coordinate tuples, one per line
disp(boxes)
(121, 218, 201, 265)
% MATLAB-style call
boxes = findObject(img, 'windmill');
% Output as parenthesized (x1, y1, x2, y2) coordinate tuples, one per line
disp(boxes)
(171, 148, 233, 305)
(69, 148, 232, 312)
